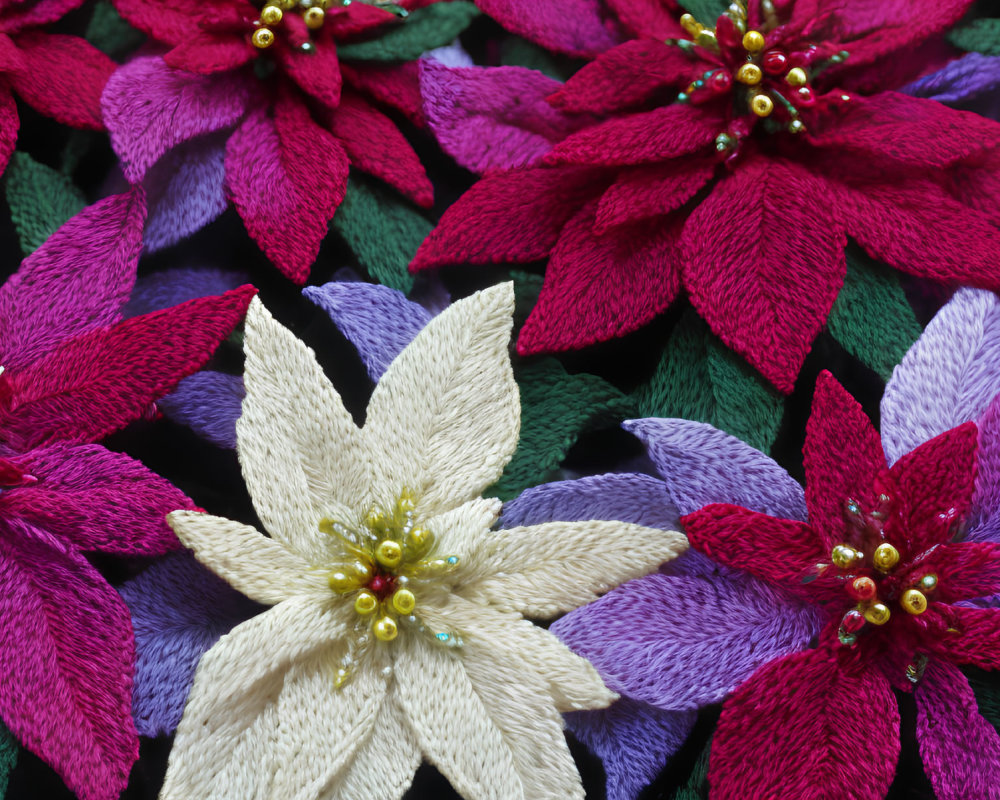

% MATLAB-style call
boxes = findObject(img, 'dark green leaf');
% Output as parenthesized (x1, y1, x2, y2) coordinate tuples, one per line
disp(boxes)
(0, 721, 16, 799)
(499, 37, 576, 81)
(490, 358, 635, 500)
(5, 152, 86, 255)
(332, 176, 432, 294)
(965, 668, 1000, 735)
(337, 1, 480, 61)
(949, 18, 1000, 55)
(635, 309, 784, 453)
(672, 735, 711, 800)
(827, 245, 922, 382)
(509, 270, 543, 333)
(86, 0, 144, 59)
(677, 0, 729, 25)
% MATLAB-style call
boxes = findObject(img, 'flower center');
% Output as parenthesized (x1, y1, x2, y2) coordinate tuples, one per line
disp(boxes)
(250, 0, 406, 52)
(318, 489, 462, 688)
(666, 1, 850, 153)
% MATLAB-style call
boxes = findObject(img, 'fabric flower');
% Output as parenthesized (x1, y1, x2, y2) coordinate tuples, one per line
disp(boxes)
(0, 0, 116, 175)
(539, 287, 1000, 800)
(102, 0, 475, 281)
(160, 285, 685, 799)
(0, 192, 256, 798)
(413, 0, 1000, 392)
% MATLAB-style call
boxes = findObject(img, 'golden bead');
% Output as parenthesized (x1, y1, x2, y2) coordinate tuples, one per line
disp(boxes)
(742, 30, 765, 52)
(252, 27, 275, 49)
(375, 539, 403, 569)
(334, 667, 350, 688)
(365, 509, 387, 531)
(750, 94, 773, 117)
(304, 6, 325, 28)
(277, 0, 296, 8)
(695, 30, 718, 50)
(328, 569, 358, 593)
(351, 559, 373, 584)
(679, 13, 702, 36)
(872, 542, 900, 572)
(920, 573, 938, 592)
(259, 4, 283, 25)
(901, 589, 928, 615)
(391, 588, 416, 615)
(831, 544, 863, 570)
(786, 67, 807, 86)
(736, 63, 763, 86)
(354, 590, 377, 615)
(373, 616, 398, 641)
(404, 526, 434, 557)
(863, 602, 891, 626)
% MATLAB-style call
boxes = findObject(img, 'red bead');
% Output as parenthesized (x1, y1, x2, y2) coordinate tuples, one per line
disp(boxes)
(841, 608, 866, 633)
(796, 86, 816, 107)
(368, 575, 386, 593)
(847, 576, 877, 602)
(710, 70, 732, 92)
(762, 50, 788, 75)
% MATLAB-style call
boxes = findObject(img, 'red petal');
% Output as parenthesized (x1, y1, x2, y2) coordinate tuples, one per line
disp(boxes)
(517, 202, 681, 354)
(275, 38, 342, 110)
(226, 97, 349, 283)
(922, 541, 1000, 604)
(889, 422, 978, 554)
(542, 103, 719, 167)
(0, 0, 85, 35)
(340, 61, 422, 125)
(0, 525, 138, 800)
(0, 286, 256, 450)
(681, 156, 845, 393)
(549, 39, 710, 114)
(681, 503, 830, 599)
(411, 166, 604, 270)
(325, 2, 398, 36)
(604, 0, 685, 39)
(108, 0, 203, 44)
(595, 159, 714, 233)
(926, 605, 1000, 671)
(710, 648, 898, 800)
(323, 90, 431, 208)
(164, 30, 255, 74)
(0, 81, 17, 175)
(7, 32, 114, 129)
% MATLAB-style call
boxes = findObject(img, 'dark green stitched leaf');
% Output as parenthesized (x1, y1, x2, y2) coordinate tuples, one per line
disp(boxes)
(677, 0, 730, 25)
(949, 18, 1000, 55)
(5, 152, 86, 256)
(86, 0, 144, 59)
(337, 1, 480, 61)
(0, 722, 16, 799)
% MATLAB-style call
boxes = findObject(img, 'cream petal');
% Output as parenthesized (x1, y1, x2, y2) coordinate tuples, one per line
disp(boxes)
(238, 297, 369, 562)
(464, 520, 688, 617)
(363, 284, 518, 519)
(422, 497, 503, 586)
(168, 511, 321, 605)
(394, 633, 523, 800)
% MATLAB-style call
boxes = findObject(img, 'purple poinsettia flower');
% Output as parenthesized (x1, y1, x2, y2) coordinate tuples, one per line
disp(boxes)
(512, 287, 1000, 800)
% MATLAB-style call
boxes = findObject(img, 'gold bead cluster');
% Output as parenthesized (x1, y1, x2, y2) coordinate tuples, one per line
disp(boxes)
(252, 0, 334, 49)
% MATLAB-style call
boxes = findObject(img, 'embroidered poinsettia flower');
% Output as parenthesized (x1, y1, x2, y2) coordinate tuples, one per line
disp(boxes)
(159, 285, 686, 799)
(0, 0, 116, 175)
(102, 0, 477, 281)
(413, 0, 1000, 392)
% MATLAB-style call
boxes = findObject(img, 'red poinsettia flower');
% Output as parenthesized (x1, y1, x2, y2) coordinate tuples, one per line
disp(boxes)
(413, 0, 1000, 392)
(105, 0, 454, 282)
(0, 0, 116, 173)
(681, 370, 1000, 798)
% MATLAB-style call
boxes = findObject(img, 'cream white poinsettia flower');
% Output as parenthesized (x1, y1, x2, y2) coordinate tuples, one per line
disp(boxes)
(161, 284, 687, 800)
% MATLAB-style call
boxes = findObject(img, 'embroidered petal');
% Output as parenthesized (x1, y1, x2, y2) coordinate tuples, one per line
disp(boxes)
(157, 371, 244, 450)
(238, 297, 368, 559)
(164, 31, 255, 74)
(604, 0, 684, 39)
(474, 0, 620, 57)
(0, 82, 17, 176)
(926, 605, 1000, 670)
(925, 542, 1000, 604)
(363, 284, 518, 518)
(275, 40, 342, 110)
(971, 395, 1000, 543)
(593, 161, 714, 233)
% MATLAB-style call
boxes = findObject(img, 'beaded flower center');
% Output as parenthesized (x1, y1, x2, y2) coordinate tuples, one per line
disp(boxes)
(319, 489, 463, 688)
(250, 0, 405, 52)
(668, 1, 851, 154)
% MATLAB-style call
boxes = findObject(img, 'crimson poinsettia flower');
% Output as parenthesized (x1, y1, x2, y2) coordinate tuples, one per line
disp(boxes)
(680, 370, 1000, 797)
(103, 0, 465, 282)
(0, 0, 116, 173)
(413, 0, 1000, 391)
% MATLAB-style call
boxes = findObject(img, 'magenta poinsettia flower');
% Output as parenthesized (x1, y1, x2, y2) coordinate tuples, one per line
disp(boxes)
(102, 0, 450, 282)
(0, 191, 255, 799)
(0, 0, 116, 174)
(413, 0, 1000, 392)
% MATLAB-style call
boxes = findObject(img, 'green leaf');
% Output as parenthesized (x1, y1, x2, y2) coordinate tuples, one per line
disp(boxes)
(509, 270, 543, 333)
(826, 245, 922, 383)
(499, 37, 576, 81)
(489, 358, 636, 500)
(965, 668, 1000, 735)
(5, 152, 86, 255)
(331, 176, 432, 295)
(86, 0, 144, 59)
(0, 721, 17, 798)
(337, 1, 480, 61)
(672, 735, 711, 800)
(635, 309, 784, 453)
(948, 18, 1000, 55)
(677, 0, 729, 25)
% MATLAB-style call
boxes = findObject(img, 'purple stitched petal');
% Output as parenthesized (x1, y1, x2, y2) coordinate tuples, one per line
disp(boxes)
(624, 418, 807, 520)
(157, 371, 245, 450)
(102, 55, 252, 182)
(473, 0, 621, 57)
(123, 267, 249, 318)
(143, 132, 228, 253)
(303, 282, 431, 381)
(551, 572, 822, 711)
(565, 698, 696, 800)
(119, 551, 260, 737)
(421, 60, 588, 173)
(903, 53, 1000, 118)
(915, 659, 1000, 799)
(424, 43, 474, 68)
(967, 394, 1000, 545)
(882, 288, 1000, 464)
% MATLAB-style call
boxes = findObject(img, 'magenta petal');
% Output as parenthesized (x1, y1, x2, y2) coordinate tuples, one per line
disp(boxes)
(120, 551, 259, 736)
(565, 699, 696, 800)
(102, 56, 253, 183)
(0, 522, 138, 800)
(156, 371, 245, 450)
(474, 0, 621, 57)
(916, 659, 1000, 800)
(624, 418, 806, 520)
(421, 59, 586, 173)
(551, 572, 821, 710)
(0, 190, 144, 370)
